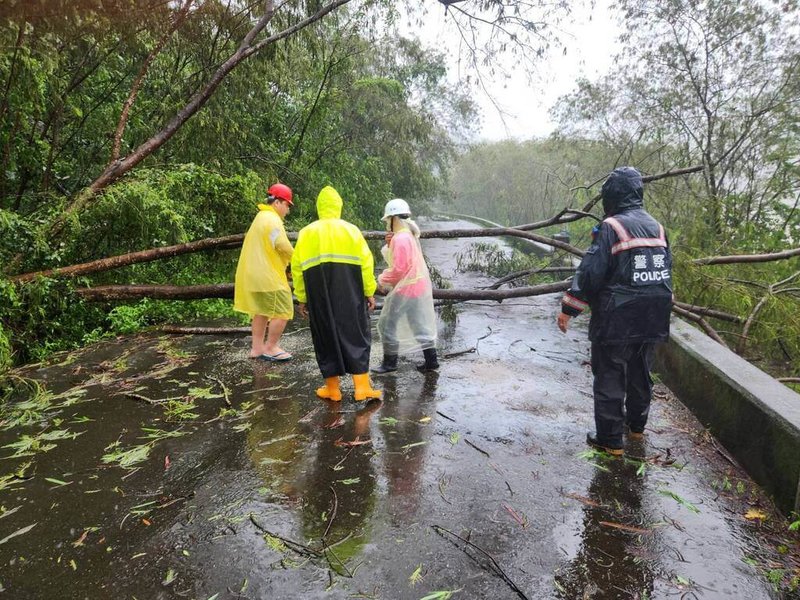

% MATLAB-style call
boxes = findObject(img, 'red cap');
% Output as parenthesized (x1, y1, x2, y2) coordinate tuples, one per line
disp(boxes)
(268, 183, 293, 205)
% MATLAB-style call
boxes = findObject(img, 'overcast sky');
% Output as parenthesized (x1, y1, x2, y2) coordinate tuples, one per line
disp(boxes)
(412, 0, 622, 141)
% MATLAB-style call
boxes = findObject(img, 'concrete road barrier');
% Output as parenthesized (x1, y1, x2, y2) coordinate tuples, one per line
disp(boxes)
(655, 317, 800, 514)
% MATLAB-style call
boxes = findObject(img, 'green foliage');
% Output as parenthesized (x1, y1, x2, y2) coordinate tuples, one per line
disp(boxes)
(0, 2, 479, 370)
(60, 165, 261, 265)
(673, 252, 800, 375)
(0, 279, 15, 373)
(456, 242, 532, 278)
(0, 320, 11, 375)
(0, 276, 107, 365)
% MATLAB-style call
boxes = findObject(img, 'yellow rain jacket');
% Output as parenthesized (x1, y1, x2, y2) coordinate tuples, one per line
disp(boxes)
(291, 186, 377, 377)
(233, 204, 294, 319)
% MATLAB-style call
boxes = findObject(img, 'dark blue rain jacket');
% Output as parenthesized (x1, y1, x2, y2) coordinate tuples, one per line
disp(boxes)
(561, 167, 673, 345)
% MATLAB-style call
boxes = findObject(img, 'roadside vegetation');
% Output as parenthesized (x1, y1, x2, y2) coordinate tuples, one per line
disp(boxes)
(447, 0, 800, 386)
(0, 1, 478, 370)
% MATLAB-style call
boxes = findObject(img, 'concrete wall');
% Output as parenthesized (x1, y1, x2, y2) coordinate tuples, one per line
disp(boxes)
(654, 318, 800, 515)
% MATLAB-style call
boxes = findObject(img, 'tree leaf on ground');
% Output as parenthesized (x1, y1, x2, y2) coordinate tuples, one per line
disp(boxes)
(0, 522, 37, 545)
(401, 441, 427, 451)
(560, 492, 602, 508)
(419, 589, 461, 600)
(744, 508, 767, 521)
(163, 568, 177, 585)
(409, 563, 424, 586)
(44, 477, 72, 486)
(322, 416, 345, 429)
(598, 521, 652, 535)
(0, 506, 22, 520)
(333, 437, 372, 448)
(659, 489, 700, 513)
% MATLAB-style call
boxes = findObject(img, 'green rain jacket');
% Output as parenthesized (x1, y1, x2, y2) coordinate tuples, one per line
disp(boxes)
(291, 186, 377, 377)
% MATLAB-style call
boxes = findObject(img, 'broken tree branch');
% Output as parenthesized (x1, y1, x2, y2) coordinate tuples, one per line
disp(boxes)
(672, 301, 744, 324)
(486, 266, 577, 290)
(158, 326, 250, 334)
(736, 270, 800, 354)
(432, 524, 529, 600)
(693, 246, 800, 266)
(110, 0, 194, 163)
(513, 165, 705, 231)
(671, 305, 728, 348)
(45, 0, 353, 240)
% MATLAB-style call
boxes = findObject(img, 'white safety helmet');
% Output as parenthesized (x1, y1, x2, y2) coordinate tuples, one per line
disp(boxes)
(382, 198, 411, 222)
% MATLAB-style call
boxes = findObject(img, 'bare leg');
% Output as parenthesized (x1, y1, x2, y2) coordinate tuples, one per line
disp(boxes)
(263, 318, 289, 356)
(249, 314, 269, 357)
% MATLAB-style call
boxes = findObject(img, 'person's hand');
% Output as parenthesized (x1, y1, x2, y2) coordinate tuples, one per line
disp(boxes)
(298, 303, 308, 318)
(384, 232, 394, 245)
(366, 296, 376, 311)
(557, 312, 571, 333)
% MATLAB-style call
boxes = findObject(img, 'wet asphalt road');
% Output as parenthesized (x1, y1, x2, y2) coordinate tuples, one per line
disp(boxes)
(0, 219, 781, 599)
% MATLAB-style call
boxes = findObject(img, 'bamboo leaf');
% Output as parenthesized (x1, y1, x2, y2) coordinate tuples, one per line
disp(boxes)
(0, 522, 37, 545)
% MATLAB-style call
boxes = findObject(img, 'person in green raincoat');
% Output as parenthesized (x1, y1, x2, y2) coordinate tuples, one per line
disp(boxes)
(234, 183, 295, 361)
(291, 186, 382, 402)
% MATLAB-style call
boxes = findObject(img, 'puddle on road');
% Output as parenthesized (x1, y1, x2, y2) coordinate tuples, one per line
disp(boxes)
(0, 220, 795, 599)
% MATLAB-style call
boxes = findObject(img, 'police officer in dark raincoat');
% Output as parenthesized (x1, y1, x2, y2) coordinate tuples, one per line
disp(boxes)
(557, 167, 673, 456)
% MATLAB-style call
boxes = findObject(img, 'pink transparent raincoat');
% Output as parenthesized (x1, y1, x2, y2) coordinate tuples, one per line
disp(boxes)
(377, 224, 437, 354)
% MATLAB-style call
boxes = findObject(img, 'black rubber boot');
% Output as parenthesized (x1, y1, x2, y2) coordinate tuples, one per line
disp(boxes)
(416, 348, 439, 372)
(371, 354, 398, 374)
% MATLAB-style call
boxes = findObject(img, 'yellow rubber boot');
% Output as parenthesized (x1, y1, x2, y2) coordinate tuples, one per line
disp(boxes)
(316, 376, 342, 402)
(353, 373, 382, 402)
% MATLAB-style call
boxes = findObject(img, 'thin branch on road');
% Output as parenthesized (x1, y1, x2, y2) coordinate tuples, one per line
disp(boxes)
(432, 524, 530, 600)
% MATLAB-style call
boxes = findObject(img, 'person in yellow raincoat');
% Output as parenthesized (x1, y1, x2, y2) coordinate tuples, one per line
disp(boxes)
(234, 183, 295, 361)
(291, 186, 382, 401)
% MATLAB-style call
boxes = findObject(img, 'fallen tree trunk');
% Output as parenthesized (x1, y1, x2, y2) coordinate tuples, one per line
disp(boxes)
(74, 281, 573, 302)
(76, 284, 233, 301)
(417, 227, 584, 256)
(12, 228, 582, 283)
(11, 234, 245, 283)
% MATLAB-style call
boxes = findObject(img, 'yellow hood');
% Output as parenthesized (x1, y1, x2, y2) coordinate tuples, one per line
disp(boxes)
(316, 186, 343, 219)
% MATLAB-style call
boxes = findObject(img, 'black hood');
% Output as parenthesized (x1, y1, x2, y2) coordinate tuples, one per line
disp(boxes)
(601, 167, 644, 216)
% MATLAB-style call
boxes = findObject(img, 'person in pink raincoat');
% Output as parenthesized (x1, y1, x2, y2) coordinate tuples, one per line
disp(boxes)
(372, 198, 439, 374)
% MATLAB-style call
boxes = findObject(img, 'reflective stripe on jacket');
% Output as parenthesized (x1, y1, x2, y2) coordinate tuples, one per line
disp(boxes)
(561, 208, 673, 344)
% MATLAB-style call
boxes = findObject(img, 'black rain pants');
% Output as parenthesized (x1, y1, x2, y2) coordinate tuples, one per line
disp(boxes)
(591, 342, 655, 447)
